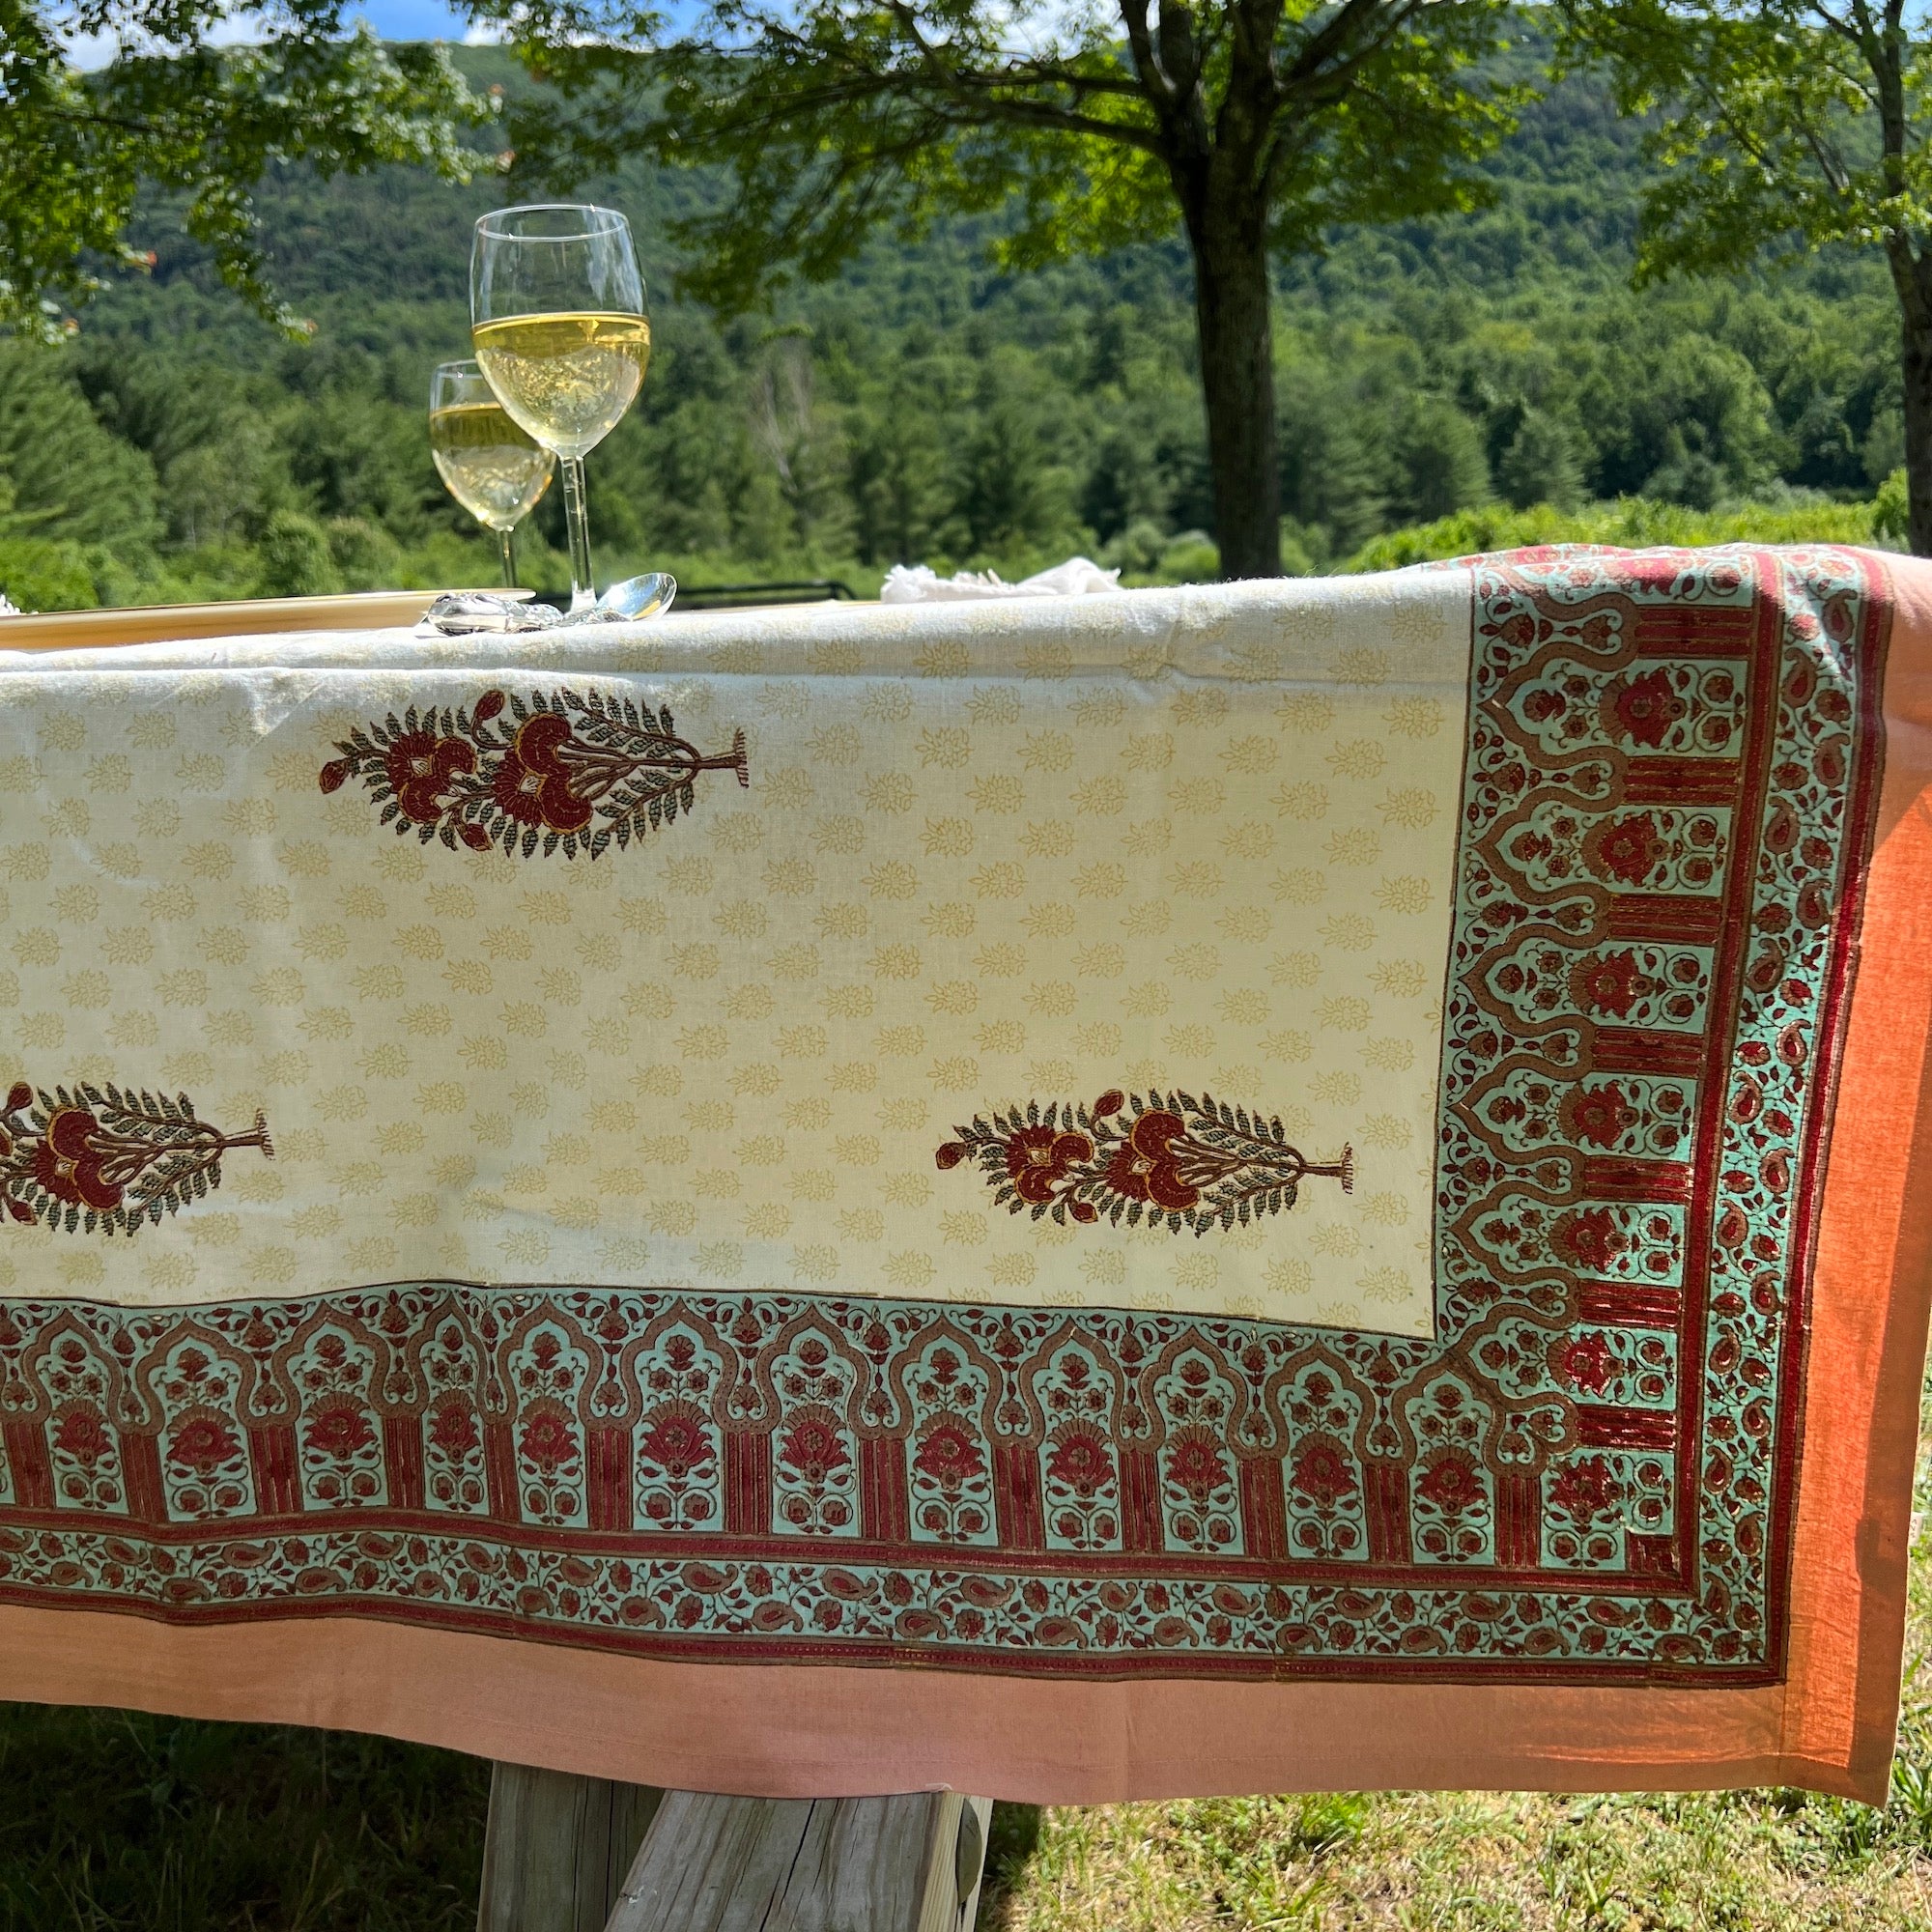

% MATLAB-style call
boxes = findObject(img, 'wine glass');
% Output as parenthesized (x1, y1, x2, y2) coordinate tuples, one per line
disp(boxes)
(428, 359, 554, 588)
(470, 204, 649, 613)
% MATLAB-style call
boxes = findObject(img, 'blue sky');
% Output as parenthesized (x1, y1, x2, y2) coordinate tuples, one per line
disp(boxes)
(62, 0, 710, 66)
(347, 0, 479, 40)
(64, 0, 497, 66)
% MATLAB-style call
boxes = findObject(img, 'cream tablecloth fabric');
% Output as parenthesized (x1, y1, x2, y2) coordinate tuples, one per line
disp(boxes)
(0, 578, 1466, 1334)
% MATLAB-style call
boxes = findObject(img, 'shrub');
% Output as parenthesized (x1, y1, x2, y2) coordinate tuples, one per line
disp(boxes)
(1873, 468, 1909, 544)
(0, 535, 98, 611)
(254, 511, 341, 598)
(327, 516, 404, 589)
(1153, 531, 1220, 583)
(1345, 496, 1887, 574)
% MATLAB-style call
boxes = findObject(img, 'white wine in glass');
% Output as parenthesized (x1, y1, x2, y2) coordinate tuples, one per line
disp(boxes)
(469, 313, 651, 460)
(470, 205, 647, 612)
(429, 359, 554, 587)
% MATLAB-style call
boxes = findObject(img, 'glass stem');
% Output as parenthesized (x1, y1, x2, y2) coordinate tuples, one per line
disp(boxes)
(561, 456, 596, 611)
(497, 526, 517, 590)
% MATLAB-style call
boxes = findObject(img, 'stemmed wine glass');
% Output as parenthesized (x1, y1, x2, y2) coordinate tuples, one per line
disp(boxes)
(428, 359, 554, 588)
(470, 204, 649, 613)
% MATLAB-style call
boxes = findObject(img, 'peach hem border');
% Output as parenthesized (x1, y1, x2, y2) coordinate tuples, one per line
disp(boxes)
(1, 548, 1928, 1803)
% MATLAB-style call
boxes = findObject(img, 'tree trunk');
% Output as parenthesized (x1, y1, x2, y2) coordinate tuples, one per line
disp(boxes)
(1894, 245, 1932, 556)
(1182, 190, 1281, 580)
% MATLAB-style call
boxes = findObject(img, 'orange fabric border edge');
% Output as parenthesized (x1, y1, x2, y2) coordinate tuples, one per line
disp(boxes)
(1, 548, 1929, 1803)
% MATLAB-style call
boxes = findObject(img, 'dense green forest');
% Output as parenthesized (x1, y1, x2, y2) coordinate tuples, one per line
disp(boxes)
(0, 42, 1911, 611)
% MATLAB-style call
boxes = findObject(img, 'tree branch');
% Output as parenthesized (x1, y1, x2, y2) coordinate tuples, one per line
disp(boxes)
(681, 56, 1168, 157)
(1116, 0, 1177, 107)
(1280, 0, 1414, 96)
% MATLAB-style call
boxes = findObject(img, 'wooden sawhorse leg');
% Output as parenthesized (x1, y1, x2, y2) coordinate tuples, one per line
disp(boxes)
(477, 1764, 665, 1932)
(479, 1764, 992, 1932)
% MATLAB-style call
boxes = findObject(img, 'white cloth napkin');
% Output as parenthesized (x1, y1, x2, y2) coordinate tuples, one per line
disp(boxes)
(879, 556, 1122, 602)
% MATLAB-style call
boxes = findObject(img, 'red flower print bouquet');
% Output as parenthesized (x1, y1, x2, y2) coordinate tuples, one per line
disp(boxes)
(936, 1088, 1352, 1236)
(0, 1080, 271, 1237)
(320, 687, 749, 860)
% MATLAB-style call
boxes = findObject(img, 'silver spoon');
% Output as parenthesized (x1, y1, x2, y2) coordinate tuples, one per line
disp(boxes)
(590, 572, 676, 622)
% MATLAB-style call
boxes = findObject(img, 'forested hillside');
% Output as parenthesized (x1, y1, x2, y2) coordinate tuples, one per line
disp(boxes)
(0, 41, 1910, 610)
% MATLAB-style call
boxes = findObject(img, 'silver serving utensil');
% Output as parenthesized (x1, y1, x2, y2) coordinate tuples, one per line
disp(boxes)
(421, 591, 550, 635)
(592, 572, 676, 621)
(420, 573, 677, 637)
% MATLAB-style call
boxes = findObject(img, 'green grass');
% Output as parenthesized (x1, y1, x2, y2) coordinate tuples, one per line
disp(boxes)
(8, 1388, 1932, 1931)
(972, 1378, 1932, 1932)
(0, 1709, 487, 1930)
(975, 1782, 1932, 1931)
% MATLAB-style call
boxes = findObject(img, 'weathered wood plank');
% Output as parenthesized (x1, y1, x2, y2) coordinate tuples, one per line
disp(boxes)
(603, 1788, 993, 1932)
(946, 1798, 993, 1932)
(477, 1762, 664, 1932)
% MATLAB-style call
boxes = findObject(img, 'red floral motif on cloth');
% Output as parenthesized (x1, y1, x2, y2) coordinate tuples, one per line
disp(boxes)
(937, 1088, 1352, 1235)
(383, 728, 476, 823)
(1553, 1331, 1616, 1396)
(911, 1421, 985, 1491)
(1605, 666, 1687, 747)
(1569, 950, 1645, 1018)
(1559, 1083, 1636, 1150)
(1417, 1452, 1484, 1517)
(1585, 813, 1665, 885)
(50, 1407, 110, 1467)
(1004, 1124, 1095, 1206)
(320, 688, 749, 860)
(1290, 1435, 1358, 1509)
(1166, 1428, 1231, 1505)
(33, 1107, 123, 1211)
(0, 1080, 270, 1236)
(168, 1414, 240, 1477)
(1104, 1110, 1200, 1211)
(779, 1408, 850, 1483)
(427, 1399, 480, 1460)
(639, 1405, 713, 1479)
(493, 713, 595, 835)
(1044, 1423, 1115, 1498)
(519, 1406, 578, 1474)
(1548, 1454, 1621, 1526)
(1553, 1208, 1625, 1275)
(304, 1403, 376, 1462)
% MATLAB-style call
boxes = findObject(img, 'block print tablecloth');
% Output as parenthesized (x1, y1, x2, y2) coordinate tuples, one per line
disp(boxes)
(0, 546, 1929, 1804)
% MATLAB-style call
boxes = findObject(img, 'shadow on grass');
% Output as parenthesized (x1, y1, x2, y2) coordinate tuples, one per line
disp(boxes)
(0, 1703, 488, 1932)
(977, 1802, 1045, 1930)
(5, 1704, 1052, 1932)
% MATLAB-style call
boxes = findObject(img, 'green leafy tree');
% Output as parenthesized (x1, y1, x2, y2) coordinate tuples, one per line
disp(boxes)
(254, 506, 340, 594)
(0, 0, 484, 335)
(498, 0, 1521, 576)
(1564, 0, 1932, 552)
(1494, 409, 1586, 508)
(1391, 395, 1493, 521)
(0, 339, 159, 547)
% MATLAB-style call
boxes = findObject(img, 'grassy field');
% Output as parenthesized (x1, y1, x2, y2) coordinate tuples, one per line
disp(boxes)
(972, 1395, 1932, 1932)
(5, 1411, 1930, 1932)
